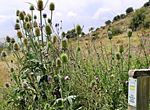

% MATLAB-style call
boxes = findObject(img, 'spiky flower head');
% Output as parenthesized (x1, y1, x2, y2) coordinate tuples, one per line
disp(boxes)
(108, 31, 113, 40)
(23, 38, 28, 46)
(6, 36, 11, 43)
(61, 53, 68, 64)
(15, 23, 20, 30)
(56, 58, 61, 68)
(26, 22, 31, 30)
(30, 5, 34, 11)
(37, 0, 43, 11)
(13, 43, 20, 51)
(43, 13, 47, 18)
(49, 2, 55, 11)
(25, 16, 29, 22)
(27, 14, 32, 21)
(61, 32, 65, 38)
(19, 11, 24, 20)
(61, 38, 68, 50)
(76, 25, 82, 35)
(1, 51, 7, 58)
(35, 27, 40, 37)
(127, 29, 132, 38)
(11, 38, 15, 44)
(52, 35, 57, 43)
(45, 25, 52, 36)
(17, 30, 23, 39)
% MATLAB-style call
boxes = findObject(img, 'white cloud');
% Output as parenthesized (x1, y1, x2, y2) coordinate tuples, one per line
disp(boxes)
(92, 8, 111, 20)
(67, 11, 77, 17)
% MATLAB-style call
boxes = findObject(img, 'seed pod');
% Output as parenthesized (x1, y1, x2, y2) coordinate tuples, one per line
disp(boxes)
(76, 25, 82, 35)
(19, 12, 24, 20)
(47, 18, 51, 24)
(45, 25, 52, 35)
(56, 58, 61, 68)
(34, 15, 37, 20)
(1, 51, 7, 57)
(61, 53, 68, 64)
(15, 23, 20, 30)
(43, 13, 47, 18)
(23, 38, 28, 46)
(127, 29, 132, 38)
(30, 5, 34, 11)
(16, 19, 19, 23)
(61, 39, 68, 50)
(11, 38, 15, 44)
(37, 0, 43, 11)
(52, 35, 57, 43)
(35, 27, 40, 36)
(25, 16, 29, 22)
(6, 36, 11, 43)
(13, 43, 20, 51)
(27, 14, 32, 21)
(26, 22, 31, 30)
(49, 2, 55, 11)
(16, 10, 20, 16)
(108, 31, 113, 40)
(34, 21, 38, 27)
(17, 30, 23, 39)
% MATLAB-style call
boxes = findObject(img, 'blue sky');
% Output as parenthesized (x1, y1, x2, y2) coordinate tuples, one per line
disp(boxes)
(0, 0, 148, 40)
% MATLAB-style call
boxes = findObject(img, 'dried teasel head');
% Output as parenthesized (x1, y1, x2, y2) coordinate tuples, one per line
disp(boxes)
(49, 2, 55, 11)
(27, 14, 32, 21)
(47, 18, 51, 24)
(37, 0, 43, 11)
(23, 38, 28, 46)
(61, 38, 68, 50)
(19, 11, 24, 20)
(34, 21, 38, 27)
(127, 28, 132, 38)
(30, 5, 34, 11)
(25, 16, 29, 22)
(15, 23, 20, 30)
(76, 25, 82, 35)
(35, 27, 40, 37)
(17, 30, 23, 39)
(11, 38, 15, 44)
(13, 43, 20, 51)
(16, 10, 20, 16)
(26, 22, 31, 30)
(1, 51, 7, 58)
(51, 35, 57, 43)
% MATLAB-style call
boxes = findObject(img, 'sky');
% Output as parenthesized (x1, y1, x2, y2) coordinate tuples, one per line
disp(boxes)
(0, 0, 148, 40)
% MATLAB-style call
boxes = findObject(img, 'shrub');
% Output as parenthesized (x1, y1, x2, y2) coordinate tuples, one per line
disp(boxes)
(111, 27, 123, 36)
(144, 20, 150, 29)
(143, 2, 150, 7)
(120, 14, 126, 19)
(105, 20, 111, 25)
(113, 15, 120, 21)
(129, 9, 146, 31)
(126, 7, 134, 14)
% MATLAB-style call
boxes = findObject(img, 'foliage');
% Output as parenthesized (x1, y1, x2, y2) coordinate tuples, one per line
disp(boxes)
(113, 15, 120, 21)
(109, 27, 123, 36)
(120, 14, 126, 19)
(105, 20, 111, 25)
(143, 1, 150, 7)
(126, 7, 134, 14)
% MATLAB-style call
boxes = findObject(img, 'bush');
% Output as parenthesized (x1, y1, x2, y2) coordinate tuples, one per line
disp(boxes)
(144, 20, 150, 29)
(113, 15, 120, 21)
(109, 27, 123, 36)
(126, 7, 134, 14)
(143, 2, 150, 7)
(105, 20, 111, 25)
(129, 9, 146, 31)
(120, 14, 126, 19)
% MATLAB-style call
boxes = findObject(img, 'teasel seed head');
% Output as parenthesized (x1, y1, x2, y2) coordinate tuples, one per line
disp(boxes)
(27, 14, 32, 21)
(49, 2, 55, 11)
(26, 22, 31, 30)
(30, 5, 34, 11)
(11, 38, 15, 44)
(16, 10, 20, 16)
(76, 25, 82, 35)
(35, 27, 40, 37)
(56, 58, 61, 68)
(43, 13, 47, 18)
(61, 38, 68, 50)
(25, 16, 29, 22)
(15, 23, 20, 30)
(34, 15, 37, 20)
(127, 29, 132, 38)
(61, 53, 68, 64)
(45, 25, 52, 35)
(52, 35, 57, 43)
(19, 11, 24, 20)
(47, 18, 51, 24)
(34, 21, 38, 27)
(13, 43, 20, 51)
(23, 38, 28, 46)
(16, 19, 19, 23)
(108, 31, 113, 40)
(37, 0, 43, 11)
(1, 51, 7, 58)
(6, 36, 11, 43)
(17, 30, 23, 39)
